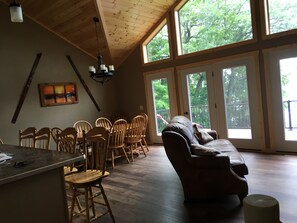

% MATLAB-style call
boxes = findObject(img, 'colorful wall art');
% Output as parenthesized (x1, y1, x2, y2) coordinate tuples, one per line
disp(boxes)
(39, 83, 78, 106)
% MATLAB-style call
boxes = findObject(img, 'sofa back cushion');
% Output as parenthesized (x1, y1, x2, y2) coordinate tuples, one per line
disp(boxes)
(190, 144, 220, 156)
(162, 116, 199, 146)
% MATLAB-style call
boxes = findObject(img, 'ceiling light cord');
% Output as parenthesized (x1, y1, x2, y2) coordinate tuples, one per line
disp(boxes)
(93, 17, 100, 56)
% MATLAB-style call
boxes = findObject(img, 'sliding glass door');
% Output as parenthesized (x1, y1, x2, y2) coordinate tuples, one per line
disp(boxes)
(178, 53, 264, 150)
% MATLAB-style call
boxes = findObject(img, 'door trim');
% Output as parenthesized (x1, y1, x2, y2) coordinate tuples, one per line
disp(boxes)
(143, 68, 178, 143)
(264, 44, 297, 152)
(177, 51, 265, 150)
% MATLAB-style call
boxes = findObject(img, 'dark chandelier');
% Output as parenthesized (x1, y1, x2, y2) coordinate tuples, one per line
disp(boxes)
(89, 17, 114, 84)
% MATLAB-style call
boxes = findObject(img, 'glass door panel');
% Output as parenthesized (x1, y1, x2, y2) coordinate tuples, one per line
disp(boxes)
(144, 69, 178, 143)
(222, 66, 252, 139)
(152, 78, 171, 135)
(279, 57, 297, 141)
(186, 72, 211, 129)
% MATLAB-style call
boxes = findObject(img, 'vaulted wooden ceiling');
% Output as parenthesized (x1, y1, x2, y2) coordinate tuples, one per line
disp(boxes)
(1, 0, 177, 68)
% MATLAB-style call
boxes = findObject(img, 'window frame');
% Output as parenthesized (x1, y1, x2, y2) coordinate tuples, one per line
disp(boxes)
(142, 18, 172, 65)
(174, 0, 257, 58)
(260, 0, 297, 39)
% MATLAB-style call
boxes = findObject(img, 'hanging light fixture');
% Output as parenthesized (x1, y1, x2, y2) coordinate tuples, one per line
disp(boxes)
(9, 0, 23, 23)
(89, 17, 114, 84)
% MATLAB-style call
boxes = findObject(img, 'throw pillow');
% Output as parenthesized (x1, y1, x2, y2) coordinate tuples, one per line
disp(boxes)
(190, 144, 221, 156)
(193, 124, 214, 144)
(199, 130, 214, 144)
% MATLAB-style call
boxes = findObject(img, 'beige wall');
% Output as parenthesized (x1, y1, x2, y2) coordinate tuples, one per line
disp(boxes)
(0, 2, 118, 147)
(115, 45, 147, 122)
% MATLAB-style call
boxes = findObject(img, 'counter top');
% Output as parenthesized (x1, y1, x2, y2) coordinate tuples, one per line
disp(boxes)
(0, 144, 84, 185)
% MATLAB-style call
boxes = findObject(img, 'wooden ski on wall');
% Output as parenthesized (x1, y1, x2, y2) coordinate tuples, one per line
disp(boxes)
(66, 55, 101, 112)
(11, 53, 42, 124)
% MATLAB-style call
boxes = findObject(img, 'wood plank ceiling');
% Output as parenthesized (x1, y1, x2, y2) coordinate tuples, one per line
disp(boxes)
(1, 0, 177, 68)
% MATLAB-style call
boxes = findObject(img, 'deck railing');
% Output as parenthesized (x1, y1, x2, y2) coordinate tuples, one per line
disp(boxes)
(283, 100, 297, 130)
(156, 100, 297, 133)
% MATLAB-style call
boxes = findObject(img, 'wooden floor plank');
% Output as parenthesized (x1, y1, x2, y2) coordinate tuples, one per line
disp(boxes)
(71, 145, 297, 223)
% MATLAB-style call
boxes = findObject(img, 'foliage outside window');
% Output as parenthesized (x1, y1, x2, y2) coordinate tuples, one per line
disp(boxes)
(144, 24, 170, 63)
(177, 0, 253, 55)
(153, 78, 170, 133)
(187, 72, 211, 128)
(265, 0, 297, 35)
(223, 66, 251, 130)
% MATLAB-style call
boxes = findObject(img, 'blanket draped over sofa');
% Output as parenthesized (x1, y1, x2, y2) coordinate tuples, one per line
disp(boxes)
(161, 116, 248, 204)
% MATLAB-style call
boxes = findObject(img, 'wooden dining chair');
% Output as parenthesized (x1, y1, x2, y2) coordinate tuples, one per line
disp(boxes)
(56, 127, 84, 213)
(140, 113, 149, 152)
(74, 121, 93, 151)
(108, 119, 130, 168)
(51, 127, 62, 147)
(56, 127, 80, 175)
(95, 117, 112, 130)
(65, 127, 115, 223)
(125, 115, 147, 161)
(51, 127, 62, 143)
(73, 120, 93, 136)
(19, 127, 37, 148)
(35, 127, 51, 149)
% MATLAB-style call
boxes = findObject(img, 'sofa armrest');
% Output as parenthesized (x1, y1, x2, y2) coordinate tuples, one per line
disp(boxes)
(187, 154, 230, 169)
(207, 130, 218, 140)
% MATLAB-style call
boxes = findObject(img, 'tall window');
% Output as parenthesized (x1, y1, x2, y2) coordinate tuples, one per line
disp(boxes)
(143, 21, 170, 63)
(265, 0, 297, 35)
(176, 0, 253, 55)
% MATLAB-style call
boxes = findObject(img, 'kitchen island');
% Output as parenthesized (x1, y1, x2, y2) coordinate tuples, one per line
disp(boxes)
(0, 144, 84, 223)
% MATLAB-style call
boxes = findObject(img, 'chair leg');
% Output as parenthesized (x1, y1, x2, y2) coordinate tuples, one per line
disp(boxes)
(139, 142, 147, 157)
(111, 150, 115, 169)
(89, 187, 96, 219)
(75, 196, 82, 212)
(142, 137, 149, 152)
(121, 146, 130, 164)
(127, 144, 134, 162)
(69, 187, 77, 223)
(85, 187, 90, 223)
(99, 183, 115, 223)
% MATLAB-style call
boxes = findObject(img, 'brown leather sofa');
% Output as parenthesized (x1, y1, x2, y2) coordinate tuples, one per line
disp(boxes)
(162, 116, 248, 204)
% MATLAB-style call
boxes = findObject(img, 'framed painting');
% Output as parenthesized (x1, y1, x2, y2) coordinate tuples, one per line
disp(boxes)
(39, 82, 78, 107)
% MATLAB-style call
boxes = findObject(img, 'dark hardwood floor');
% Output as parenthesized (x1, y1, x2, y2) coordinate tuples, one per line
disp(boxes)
(72, 145, 297, 223)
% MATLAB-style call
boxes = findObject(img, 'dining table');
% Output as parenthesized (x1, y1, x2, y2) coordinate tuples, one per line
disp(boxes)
(0, 143, 84, 223)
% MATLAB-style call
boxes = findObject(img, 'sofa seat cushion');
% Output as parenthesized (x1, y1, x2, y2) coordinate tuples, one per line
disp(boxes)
(204, 139, 248, 176)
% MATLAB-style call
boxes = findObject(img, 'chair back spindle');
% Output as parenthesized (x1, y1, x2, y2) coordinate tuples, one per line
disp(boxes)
(35, 127, 51, 149)
(19, 127, 37, 148)
(95, 117, 112, 130)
